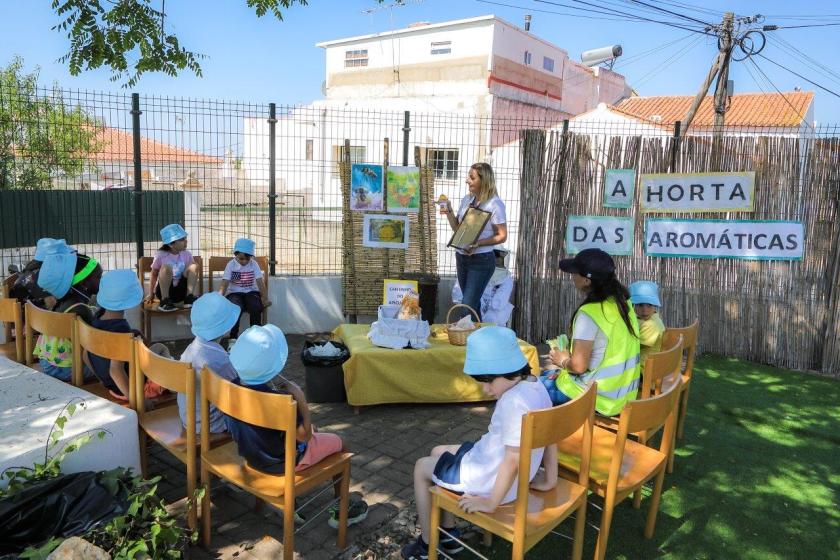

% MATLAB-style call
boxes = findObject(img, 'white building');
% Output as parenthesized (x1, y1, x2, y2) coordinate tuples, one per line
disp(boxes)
(242, 15, 632, 272)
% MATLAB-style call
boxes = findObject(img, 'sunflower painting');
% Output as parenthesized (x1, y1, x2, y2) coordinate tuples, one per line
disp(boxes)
(362, 214, 410, 249)
(386, 166, 421, 213)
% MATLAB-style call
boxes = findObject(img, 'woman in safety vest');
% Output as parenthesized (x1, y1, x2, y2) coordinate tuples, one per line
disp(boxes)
(541, 248, 641, 416)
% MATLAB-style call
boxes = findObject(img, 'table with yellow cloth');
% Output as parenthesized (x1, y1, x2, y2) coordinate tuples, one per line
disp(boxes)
(332, 324, 540, 407)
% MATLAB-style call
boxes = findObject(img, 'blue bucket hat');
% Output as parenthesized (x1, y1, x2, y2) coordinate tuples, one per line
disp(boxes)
(160, 224, 188, 245)
(34, 238, 74, 261)
(233, 238, 256, 256)
(190, 293, 242, 341)
(629, 280, 661, 307)
(97, 269, 144, 311)
(37, 253, 78, 299)
(230, 324, 288, 385)
(464, 326, 528, 376)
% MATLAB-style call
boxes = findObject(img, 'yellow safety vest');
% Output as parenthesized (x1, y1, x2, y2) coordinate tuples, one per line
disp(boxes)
(555, 298, 641, 416)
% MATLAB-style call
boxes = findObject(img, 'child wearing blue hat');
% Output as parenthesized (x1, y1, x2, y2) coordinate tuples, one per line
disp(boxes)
(218, 238, 269, 340)
(10, 238, 78, 309)
(629, 280, 666, 371)
(85, 269, 166, 400)
(146, 224, 198, 312)
(178, 292, 242, 434)
(401, 327, 556, 560)
(32, 252, 101, 382)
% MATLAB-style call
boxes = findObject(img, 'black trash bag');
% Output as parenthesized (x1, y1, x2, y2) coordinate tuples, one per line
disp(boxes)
(301, 341, 349, 367)
(0, 471, 129, 554)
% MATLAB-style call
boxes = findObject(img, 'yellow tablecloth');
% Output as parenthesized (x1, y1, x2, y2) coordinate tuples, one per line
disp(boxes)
(332, 324, 539, 407)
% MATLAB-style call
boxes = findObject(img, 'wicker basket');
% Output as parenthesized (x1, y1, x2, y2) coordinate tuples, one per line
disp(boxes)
(446, 304, 480, 346)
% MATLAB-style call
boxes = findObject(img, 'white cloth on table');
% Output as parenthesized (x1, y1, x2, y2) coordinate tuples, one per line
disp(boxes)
(452, 267, 514, 326)
(367, 318, 431, 349)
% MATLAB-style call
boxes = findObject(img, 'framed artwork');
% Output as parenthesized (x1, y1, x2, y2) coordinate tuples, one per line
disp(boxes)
(363, 214, 410, 249)
(448, 207, 491, 250)
(350, 163, 384, 211)
(386, 166, 421, 213)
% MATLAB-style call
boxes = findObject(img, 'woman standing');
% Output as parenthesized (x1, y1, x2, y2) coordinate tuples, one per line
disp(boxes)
(541, 248, 641, 417)
(441, 163, 507, 321)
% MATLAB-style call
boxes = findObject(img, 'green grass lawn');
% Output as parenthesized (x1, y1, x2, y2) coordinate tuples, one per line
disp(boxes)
(476, 355, 840, 559)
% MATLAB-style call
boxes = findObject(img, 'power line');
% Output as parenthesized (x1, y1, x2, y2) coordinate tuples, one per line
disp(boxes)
(535, 0, 711, 35)
(765, 35, 840, 90)
(650, 0, 724, 19)
(767, 22, 840, 30)
(756, 53, 840, 99)
(634, 34, 705, 87)
(474, 0, 635, 21)
(622, 0, 713, 27)
(745, 57, 815, 131)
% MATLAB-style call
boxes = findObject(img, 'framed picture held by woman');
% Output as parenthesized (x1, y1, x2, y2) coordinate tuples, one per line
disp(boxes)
(447, 207, 491, 251)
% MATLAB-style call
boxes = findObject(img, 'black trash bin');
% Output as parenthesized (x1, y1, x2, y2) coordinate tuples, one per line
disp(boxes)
(301, 341, 350, 403)
(400, 273, 440, 324)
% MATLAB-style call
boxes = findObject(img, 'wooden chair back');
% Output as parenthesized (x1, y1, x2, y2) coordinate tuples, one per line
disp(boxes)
(207, 256, 268, 292)
(135, 339, 195, 414)
(24, 302, 76, 367)
(1, 273, 18, 298)
(73, 317, 138, 407)
(639, 334, 683, 399)
(0, 297, 24, 363)
(618, 377, 682, 454)
(662, 319, 698, 381)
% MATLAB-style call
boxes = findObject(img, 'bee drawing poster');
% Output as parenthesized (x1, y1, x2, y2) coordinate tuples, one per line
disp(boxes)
(362, 214, 410, 249)
(351, 164, 384, 211)
(386, 165, 421, 213)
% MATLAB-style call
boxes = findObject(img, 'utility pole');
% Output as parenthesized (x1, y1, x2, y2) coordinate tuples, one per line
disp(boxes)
(681, 12, 735, 137)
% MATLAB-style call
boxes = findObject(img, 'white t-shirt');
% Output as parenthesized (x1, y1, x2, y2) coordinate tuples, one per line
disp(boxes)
(572, 312, 608, 371)
(455, 195, 507, 255)
(459, 380, 552, 504)
(223, 259, 263, 294)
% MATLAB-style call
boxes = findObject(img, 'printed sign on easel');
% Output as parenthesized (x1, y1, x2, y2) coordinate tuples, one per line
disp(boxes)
(383, 279, 419, 305)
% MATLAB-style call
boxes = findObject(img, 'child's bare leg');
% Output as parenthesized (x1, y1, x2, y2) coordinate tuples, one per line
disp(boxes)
(414, 450, 460, 543)
(111, 361, 130, 397)
(158, 265, 173, 300)
(185, 263, 198, 295)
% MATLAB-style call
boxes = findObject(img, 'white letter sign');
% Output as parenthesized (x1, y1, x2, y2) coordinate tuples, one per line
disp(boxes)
(644, 219, 804, 260)
(566, 216, 634, 256)
(640, 172, 755, 213)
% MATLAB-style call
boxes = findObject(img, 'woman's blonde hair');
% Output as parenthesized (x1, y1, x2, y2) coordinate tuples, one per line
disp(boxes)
(471, 162, 497, 202)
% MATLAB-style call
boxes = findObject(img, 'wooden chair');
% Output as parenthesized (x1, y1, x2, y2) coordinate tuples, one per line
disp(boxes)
(1, 272, 18, 299)
(428, 383, 598, 560)
(661, 319, 699, 472)
(24, 302, 77, 375)
(207, 255, 271, 326)
(557, 377, 682, 560)
(73, 317, 138, 409)
(199, 367, 353, 558)
(137, 255, 204, 341)
(135, 340, 199, 528)
(0, 297, 24, 363)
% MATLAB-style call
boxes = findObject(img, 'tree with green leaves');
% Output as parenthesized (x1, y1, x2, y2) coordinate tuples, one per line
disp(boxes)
(50, 0, 383, 87)
(0, 57, 99, 189)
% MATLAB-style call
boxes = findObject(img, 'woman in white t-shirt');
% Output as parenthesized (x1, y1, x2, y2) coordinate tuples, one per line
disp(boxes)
(218, 238, 270, 339)
(441, 163, 508, 321)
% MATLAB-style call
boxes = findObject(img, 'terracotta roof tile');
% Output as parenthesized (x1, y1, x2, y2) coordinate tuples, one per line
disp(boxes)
(90, 127, 222, 164)
(614, 91, 813, 127)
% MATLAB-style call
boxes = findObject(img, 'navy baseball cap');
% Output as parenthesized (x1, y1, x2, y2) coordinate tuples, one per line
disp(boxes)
(559, 248, 615, 281)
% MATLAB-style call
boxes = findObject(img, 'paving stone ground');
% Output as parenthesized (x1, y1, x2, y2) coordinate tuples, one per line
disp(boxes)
(149, 334, 495, 559)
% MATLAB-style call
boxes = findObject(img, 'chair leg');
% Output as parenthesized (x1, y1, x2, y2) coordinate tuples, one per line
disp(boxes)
(200, 466, 211, 548)
(632, 487, 642, 509)
(594, 493, 617, 560)
(337, 463, 350, 549)
(482, 529, 493, 547)
(667, 439, 677, 474)
(187, 469, 197, 531)
(572, 499, 586, 560)
(283, 499, 295, 560)
(677, 385, 691, 440)
(512, 536, 526, 560)
(428, 494, 441, 560)
(138, 431, 148, 478)
(644, 468, 667, 539)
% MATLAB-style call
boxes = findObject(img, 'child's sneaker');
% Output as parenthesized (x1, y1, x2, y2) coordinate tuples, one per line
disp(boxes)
(157, 298, 177, 312)
(183, 293, 197, 306)
(400, 536, 428, 560)
(327, 498, 369, 529)
(439, 527, 464, 554)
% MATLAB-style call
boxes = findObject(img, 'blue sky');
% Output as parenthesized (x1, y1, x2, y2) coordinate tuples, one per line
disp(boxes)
(2, 0, 840, 122)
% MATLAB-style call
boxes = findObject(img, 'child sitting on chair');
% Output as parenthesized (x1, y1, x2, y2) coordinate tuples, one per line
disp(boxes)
(178, 292, 241, 434)
(401, 326, 557, 560)
(146, 224, 198, 312)
(228, 324, 344, 475)
(85, 269, 166, 401)
(218, 238, 269, 340)
(629, 281, 666, 371)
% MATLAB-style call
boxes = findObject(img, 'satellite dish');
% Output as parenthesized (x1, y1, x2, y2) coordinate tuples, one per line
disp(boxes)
(581, 45, 623, 68)
(320, 80, 327, 96)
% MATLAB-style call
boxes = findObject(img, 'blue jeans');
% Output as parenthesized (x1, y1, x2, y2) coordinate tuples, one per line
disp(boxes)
(40, 359, 72, 382)
(539, 370, 573, 406)
(455, 251, 496, 321)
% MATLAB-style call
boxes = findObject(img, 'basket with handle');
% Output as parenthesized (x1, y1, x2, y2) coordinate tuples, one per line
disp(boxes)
(446, 304, 480, 346)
